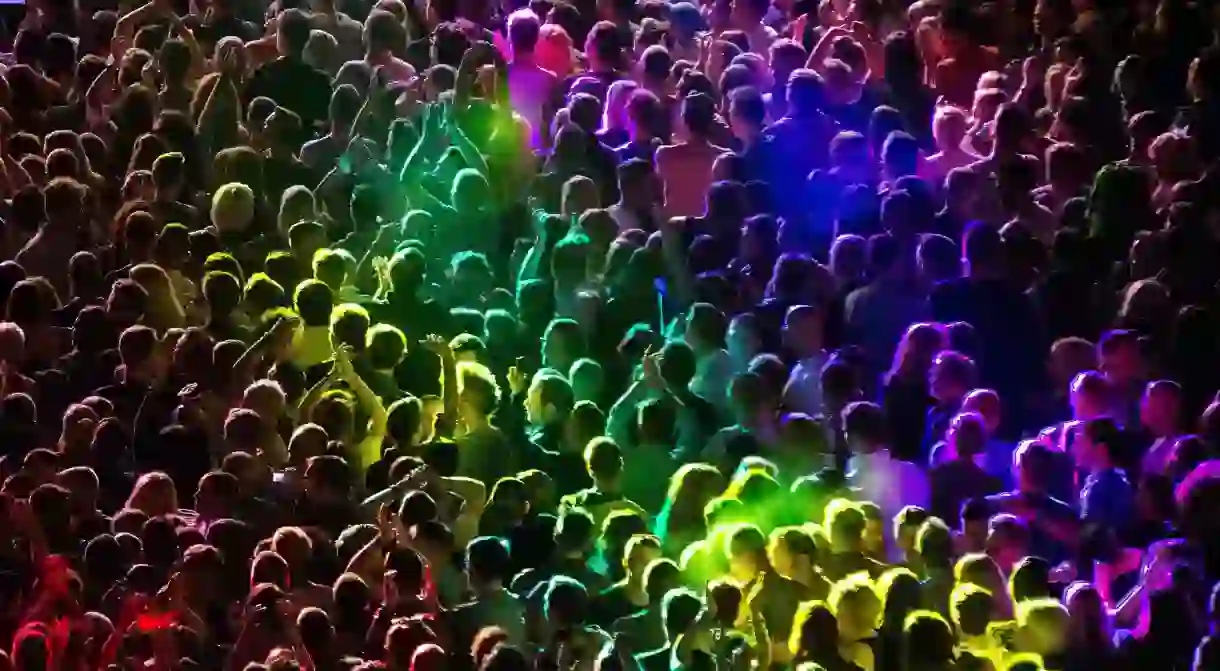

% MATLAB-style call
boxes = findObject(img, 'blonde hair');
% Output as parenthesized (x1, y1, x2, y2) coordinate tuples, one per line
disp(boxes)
(933, 105, 969, 146)
(829, 573, 881, 641)
(1016, 597, 1068, 629)
(828, 572, 878, 620)
(888, 322, 947, 381)
(130, 263, 185, 331)
(125, 471, 179, 516)
(278, 185, 317, 233)
(955, 552, 1004, 589)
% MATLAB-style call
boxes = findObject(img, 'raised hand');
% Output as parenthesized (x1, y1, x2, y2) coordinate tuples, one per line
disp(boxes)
(334, 344, 357, 380)
(423, 334, 454, 361)
(507, 364, 527, 396)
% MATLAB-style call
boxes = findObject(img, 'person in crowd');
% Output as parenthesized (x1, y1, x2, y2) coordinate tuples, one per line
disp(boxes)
(1, 0, 1220, 668)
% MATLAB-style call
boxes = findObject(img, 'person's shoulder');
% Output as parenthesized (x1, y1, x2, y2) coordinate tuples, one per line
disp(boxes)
(843, 281, 875, 310)
(982, 489, 1012, 506)
(559, 487, 594, 508)
(653, 142, 676, 164)
(929, 276, 967, 301)
(896, 456, 929, 479)
(595, 580, 628, 599)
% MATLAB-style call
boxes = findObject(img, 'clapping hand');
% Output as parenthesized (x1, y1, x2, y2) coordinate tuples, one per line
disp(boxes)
(334, 345, 357, 380)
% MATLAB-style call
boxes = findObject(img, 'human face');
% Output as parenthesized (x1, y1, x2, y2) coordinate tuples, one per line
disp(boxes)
(525, 381, 546, 425)
(1101, 343, 1142, 386)
(727, 318, 759, 365)
(542, 333, 566, 371)
(929, 360, 962, 404)
(770, 541, 795, 576)
(728, 550, 758, 584)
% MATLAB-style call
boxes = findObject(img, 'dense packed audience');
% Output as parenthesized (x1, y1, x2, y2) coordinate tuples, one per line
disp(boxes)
(3, 0, 1220, 669)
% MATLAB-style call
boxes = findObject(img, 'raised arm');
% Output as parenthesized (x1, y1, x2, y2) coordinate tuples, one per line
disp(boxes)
(804, 24, 851, 72)
(112, 1, 164, 58)
(422, 335, 458, 438)
(336, 346, 389, 473)
(196, 67, 241, 169)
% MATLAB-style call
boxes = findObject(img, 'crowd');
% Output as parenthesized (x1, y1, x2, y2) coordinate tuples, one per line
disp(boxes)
(2, 0, 1220, 668)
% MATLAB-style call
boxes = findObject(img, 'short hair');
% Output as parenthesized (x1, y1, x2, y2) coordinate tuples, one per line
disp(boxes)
(726, 523, 767, 562)
(366, 324, 407, 370)
(278, 8, 313, 53)
(950, 583, 992, 637)
(554, 507, 595, 549)
(364, 10, 403, 52)
(641, 44, 671, 81)
(681, 93, 716, 136)
(457, 361, 501, 415)
(729, 86, 766, 127)
(329, 84, 362, 126)
(843, 401, 887, 445)
(1083, 417, 1124, 459)
(508, 9, 541, 52)
(963, 220, 1002, 268)
(720, 63, 754, 96)
(933, 350, 978, 387)
(787, 69, 825, 114)
(330, 302, 370, 338)
(949, 412, 988, 458)
(662, 588, 702, 640)
(466, 536, 512, 583)
(532, 373, 575, 417)
(636, 397, 677, 444)
(825, 499, 865, 546)
(585, 20, 623, 68)
(915, 518, 953, 568)
(543, 574, 589, 624)
(1015, 597, 1069, 631)
(293, 279, 334, 327)
(881, 131, 920, 176)
(313, 248, 351, 286)
(118, 325, 158, 367)
(584, 437, 623, 480)
(617, 154, 652, 186)
(43, 177, 86, 219)
(828, 572, 878, 619)
(211, 182, 255, 231)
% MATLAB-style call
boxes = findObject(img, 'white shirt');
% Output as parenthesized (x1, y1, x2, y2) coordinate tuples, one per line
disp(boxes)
(607, 202, 642, 233)
(848, 450, 930, 530)
(782, 352, 826, 416)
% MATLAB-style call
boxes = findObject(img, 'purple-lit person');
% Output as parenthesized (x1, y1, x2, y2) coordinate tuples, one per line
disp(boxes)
(506, 9, 559, 150)
(656, 93, 732, 218)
